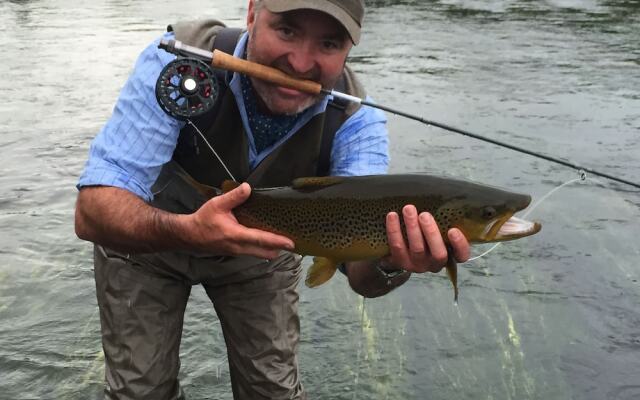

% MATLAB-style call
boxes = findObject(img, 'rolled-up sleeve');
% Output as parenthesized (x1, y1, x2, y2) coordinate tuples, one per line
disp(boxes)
(77, 32, 184, 201)
(330, 99, 389, 176)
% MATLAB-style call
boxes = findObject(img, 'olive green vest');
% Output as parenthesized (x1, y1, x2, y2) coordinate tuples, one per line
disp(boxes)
(151, 19, 366, 214)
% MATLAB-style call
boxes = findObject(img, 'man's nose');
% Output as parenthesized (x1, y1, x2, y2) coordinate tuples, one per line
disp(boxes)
(287, 42, 317, 76)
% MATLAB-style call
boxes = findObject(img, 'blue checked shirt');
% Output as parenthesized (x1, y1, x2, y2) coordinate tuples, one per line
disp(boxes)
(78, 32, 389, 201)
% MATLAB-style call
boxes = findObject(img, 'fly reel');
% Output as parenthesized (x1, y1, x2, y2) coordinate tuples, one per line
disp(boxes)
(155, 57, 219, 120)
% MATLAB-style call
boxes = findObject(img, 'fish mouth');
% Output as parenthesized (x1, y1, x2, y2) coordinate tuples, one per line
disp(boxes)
(490, 214, 541, 242)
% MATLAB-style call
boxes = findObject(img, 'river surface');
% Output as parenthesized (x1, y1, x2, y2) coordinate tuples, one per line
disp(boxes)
(1, 0, 639, 399)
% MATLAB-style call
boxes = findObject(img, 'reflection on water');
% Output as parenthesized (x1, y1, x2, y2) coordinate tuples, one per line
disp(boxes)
(1, 0, 639, 399)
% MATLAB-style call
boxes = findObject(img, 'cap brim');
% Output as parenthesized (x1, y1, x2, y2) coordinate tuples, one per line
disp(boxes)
(263, 0, 361, 44)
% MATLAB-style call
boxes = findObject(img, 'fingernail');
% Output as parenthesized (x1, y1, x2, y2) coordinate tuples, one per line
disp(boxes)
(419, 213, 432, 223)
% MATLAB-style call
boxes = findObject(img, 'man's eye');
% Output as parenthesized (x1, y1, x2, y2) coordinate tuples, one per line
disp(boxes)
(277, 27, 294, 38)
(323, 41, 340, 50)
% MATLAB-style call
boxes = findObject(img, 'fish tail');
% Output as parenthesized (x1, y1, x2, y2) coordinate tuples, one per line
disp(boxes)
(176, 170, 219, 198)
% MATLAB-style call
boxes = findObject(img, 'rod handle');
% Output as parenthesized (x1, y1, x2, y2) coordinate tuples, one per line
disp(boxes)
(211, 49, 323, 95)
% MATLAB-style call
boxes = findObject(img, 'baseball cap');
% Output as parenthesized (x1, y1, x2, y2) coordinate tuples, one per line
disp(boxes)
(261, 0, 365, 45)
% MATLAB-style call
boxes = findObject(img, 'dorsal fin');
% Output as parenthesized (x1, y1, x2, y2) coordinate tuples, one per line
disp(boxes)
(292, 176, 344, 190)
(222, 180, 241, 193)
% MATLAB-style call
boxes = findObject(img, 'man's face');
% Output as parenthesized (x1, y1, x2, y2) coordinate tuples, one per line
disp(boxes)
(246, 1, 353, 115)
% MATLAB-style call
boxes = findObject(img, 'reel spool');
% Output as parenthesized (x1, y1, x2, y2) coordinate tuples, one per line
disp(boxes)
(155, 57, 219, 120)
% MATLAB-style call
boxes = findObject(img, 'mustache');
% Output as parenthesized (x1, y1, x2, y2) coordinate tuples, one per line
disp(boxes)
(270, 56, 322, 82)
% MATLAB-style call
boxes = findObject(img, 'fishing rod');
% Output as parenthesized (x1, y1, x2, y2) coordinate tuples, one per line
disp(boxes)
(157, 39, 640, 190)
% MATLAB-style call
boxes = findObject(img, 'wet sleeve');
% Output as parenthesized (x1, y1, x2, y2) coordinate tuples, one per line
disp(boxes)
(76, 32, 185, 202)
(329, 98, 389, 176)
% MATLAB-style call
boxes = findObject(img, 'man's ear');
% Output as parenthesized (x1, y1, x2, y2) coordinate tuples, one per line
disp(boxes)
(246, 0, 256, 32)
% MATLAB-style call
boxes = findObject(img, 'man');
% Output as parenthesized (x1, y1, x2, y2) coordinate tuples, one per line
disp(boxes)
(75, 0, 470, 399)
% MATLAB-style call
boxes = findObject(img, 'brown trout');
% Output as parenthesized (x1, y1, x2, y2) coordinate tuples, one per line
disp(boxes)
(218, 174, 541, 300)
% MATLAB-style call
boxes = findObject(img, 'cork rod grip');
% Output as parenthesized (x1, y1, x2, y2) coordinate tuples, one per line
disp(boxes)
(211, 49, 323, 95)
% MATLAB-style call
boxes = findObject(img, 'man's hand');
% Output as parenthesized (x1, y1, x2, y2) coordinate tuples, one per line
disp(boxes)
(75, 183, 294, 259)
(183, 182, 294, 259)
(344, 204, 470, 298)
(385, 204, 470, 272)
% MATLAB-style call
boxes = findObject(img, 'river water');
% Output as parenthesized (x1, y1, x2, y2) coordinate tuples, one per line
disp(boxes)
(1, 0, 639, 399)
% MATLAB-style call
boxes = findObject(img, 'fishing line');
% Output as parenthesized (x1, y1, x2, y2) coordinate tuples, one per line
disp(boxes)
(352, 296, 366, 400)
(158, 39, 640, 191)
(186, 119, 237, 182)
(215, 356, 228, 379)
(566, 175, 640, 281)
(468, 171, 587, 262)
(327, 93, 640, 191)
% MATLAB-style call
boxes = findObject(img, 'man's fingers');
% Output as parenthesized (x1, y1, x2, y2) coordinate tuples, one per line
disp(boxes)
(253, 229, 295, 251)
(215, 182, 252, 211)
(402, 205, 427, 263)
(418, 212, 448, 266)
(447, 228, 470, 263)
(234, 226, 295, 252)
(386, 211, 410, 266)
(236, 245, 283, 260)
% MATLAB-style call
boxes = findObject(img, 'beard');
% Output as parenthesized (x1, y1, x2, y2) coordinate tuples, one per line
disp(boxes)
(246, 32, 336, 115)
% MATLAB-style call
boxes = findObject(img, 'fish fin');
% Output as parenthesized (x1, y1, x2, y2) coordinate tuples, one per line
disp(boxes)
(305, 257, 339, 288)
(292, 176, 344, 190)
(222, 180, 241, 193)
(445, 250, 459, 304)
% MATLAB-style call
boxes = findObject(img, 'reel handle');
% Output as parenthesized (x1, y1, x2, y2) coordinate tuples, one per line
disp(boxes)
(211, 49, 323, 95)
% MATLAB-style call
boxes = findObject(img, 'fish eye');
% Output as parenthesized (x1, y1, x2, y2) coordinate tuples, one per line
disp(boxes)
(481, 206, 497, 219)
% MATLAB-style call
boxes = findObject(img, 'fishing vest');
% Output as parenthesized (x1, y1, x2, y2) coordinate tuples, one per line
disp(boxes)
(150, 19, 366, 214)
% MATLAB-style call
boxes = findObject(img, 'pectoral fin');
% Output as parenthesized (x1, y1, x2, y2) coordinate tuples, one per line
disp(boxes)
(445, 251, 459, 303)
(305, 257, 339, 288)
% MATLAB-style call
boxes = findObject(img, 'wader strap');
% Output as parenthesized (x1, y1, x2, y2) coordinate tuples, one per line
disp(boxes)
(172, 27, 243, 172)
(317, 74, 349, 177)
(211, 27, 244, 83)
(187, 27, 243, 135)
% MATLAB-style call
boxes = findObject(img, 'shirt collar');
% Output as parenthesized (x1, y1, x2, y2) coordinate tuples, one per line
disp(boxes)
(228, 32, 330, 167)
